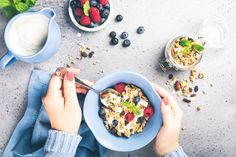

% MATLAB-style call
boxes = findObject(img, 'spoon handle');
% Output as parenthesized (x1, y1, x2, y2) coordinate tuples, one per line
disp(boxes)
(75, 77, 100, 94)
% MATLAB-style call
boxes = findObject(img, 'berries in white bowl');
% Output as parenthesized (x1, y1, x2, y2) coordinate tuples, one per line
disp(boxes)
(69, 0, 113, 32)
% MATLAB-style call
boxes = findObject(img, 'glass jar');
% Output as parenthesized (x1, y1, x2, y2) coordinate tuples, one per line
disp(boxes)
(160, 17, 230, 72)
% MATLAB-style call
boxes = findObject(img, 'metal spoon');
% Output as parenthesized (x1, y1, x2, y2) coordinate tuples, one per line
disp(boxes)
(75, 77, 121, 107)
(75, 77, 100, 94)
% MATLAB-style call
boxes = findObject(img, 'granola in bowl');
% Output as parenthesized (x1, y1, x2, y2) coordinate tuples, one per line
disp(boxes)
(99, 83, 154, 138)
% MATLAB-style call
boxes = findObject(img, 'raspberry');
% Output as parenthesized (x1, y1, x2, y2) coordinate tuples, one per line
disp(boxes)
(80, 0, 88, 6)
(74, 8, 83, 16)
(114, 83, 125, 93)
(89, 7, 101, 23)
(80, 15, 91, 26)
(99, 0, 109, 5)
(125, 112, 134, 122)
(143, 106, 154, 118)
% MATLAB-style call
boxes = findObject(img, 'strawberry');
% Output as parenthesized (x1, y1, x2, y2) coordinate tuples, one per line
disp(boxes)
(99, 0, 109, 5)
(80, 15, 91, 26)
(89, 7, 101, 23)
(80, 0, 88, 6)
(114, 83, 125, 93)
(143, 106, 154, 118)
(125, 112, 134, 122)
(74, 8, 83, 16)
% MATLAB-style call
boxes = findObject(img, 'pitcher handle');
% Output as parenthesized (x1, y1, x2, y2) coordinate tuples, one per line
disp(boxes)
(0, 51, 17, 69)
(39, 8, 55, 18)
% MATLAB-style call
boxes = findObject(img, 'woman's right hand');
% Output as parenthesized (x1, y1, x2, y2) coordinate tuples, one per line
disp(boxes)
(152, 84, 183, 156)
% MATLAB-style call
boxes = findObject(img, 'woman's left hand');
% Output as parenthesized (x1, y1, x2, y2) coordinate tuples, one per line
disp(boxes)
(43, 68, 94, 134)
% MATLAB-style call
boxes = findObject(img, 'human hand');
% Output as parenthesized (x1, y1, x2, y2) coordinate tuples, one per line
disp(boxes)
(43, 68, 94, 134)
(152, 83, 183, 156)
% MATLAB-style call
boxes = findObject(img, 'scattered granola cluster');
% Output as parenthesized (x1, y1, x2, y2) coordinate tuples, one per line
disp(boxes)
(166, 68, 207, 106)
(66, 43, 96, 68)
(99, 83, 154, 138)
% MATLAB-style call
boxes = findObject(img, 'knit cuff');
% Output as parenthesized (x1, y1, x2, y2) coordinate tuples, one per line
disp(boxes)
(164, 147, 188, 157)
(44, 130, 82, 156)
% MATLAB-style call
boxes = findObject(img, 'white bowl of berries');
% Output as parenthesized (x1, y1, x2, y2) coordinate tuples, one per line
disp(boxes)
(69, 0, 113, 32)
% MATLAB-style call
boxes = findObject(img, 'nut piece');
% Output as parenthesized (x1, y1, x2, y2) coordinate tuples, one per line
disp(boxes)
(183, 98, 191, 103)
(174, 81, 181, 91)
(196, 106, 201, 111)
(81, 52, 88, 57)
(190, 93, 196, 97)
(202, 90, 207, 95)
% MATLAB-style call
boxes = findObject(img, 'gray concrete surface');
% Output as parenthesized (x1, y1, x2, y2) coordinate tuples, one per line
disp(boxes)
(1, 0, 236, 156)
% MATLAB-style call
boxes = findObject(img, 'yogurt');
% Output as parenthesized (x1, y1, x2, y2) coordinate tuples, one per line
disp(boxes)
(8, 14, 49, 56)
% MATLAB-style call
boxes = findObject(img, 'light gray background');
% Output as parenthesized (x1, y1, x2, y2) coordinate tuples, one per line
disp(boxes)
(0, 0, 236, 156)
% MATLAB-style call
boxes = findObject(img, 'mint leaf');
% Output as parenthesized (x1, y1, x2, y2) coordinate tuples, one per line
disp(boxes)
(122, 101, 132, 108)
(181, 47, 190, 56)
(179, 39, 192, 47)
(83, 0, 90, 16)
(26, 0, 37, 7)
(131, 106, 141, 115)
(122, 101, 141, 115)
(14, 2, 29, 12)
(193, 43, 204, 52)
(0, 0, 11, 7)
(30, 0, 37, 4)
(3, 5, 17, 19)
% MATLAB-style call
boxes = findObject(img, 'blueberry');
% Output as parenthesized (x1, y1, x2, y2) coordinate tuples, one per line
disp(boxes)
(70, 0, 77, 9)
(137, 117, 145, 123)
(75, 16, 81, 23)
(168, 74, 173, 79)
(104, 3, 110, 9)
(194, 86, 199, 92)
(120, 111, 125, 116)
(122, 39, 131, 47)
(110, 127, 117, 134)
(133, 96, 140, 104)
(98, 108, 106, 118)
(109, 31, 116, 38)
(90, 0, 97, 7)
(88, 22, 96, 28)
(112, 120, 118, 127)
(137, 26, 145, 34)
(97, 4, 104, 12)
(75, 0, 81, 7)
(101, 9, 109, 18)
(88, 51, 95, 58)
(115, 14, 123, 22)
(125, 121, 129, 125)
(110, 37, 119, 45)
(121, 32, 128, 39)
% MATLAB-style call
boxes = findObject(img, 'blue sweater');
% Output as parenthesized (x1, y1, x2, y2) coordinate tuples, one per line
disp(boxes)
(44, 130, 188, 157)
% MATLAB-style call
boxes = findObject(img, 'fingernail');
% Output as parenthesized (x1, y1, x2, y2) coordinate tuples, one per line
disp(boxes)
(164, 97, 169, 105)
(66, 71, 74, 81)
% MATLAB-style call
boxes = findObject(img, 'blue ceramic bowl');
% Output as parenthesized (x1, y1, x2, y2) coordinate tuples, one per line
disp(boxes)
(83, 71, 162, 152)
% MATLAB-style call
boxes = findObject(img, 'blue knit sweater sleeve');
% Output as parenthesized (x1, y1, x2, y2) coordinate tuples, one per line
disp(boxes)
(44, 130, 82, 157)
(164, 147, 188, 157)
(44, 130, 187, 157)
